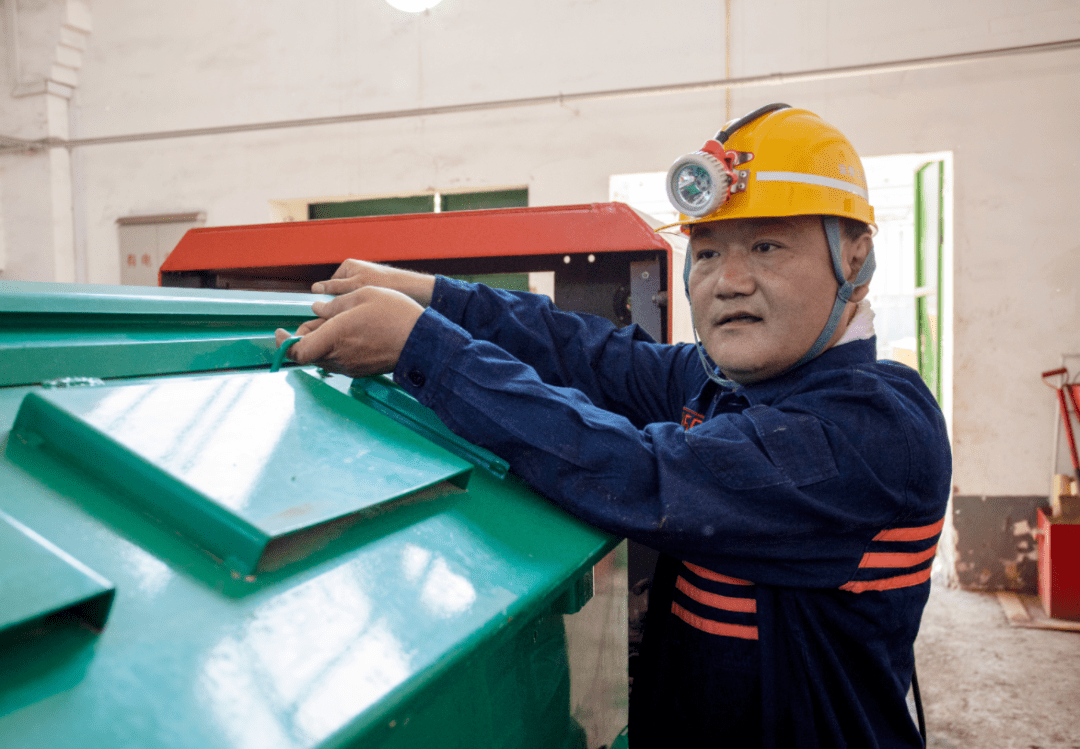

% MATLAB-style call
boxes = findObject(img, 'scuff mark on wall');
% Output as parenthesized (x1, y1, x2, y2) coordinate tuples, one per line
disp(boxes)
(953, 495, 1048, 593)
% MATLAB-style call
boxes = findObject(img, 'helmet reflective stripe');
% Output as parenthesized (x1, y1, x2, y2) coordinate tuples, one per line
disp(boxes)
(754, 171, 869, 201)
(659, 107, 875, 231)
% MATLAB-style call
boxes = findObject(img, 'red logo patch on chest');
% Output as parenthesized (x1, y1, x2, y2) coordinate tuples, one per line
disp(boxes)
(681, 407, 704, 430)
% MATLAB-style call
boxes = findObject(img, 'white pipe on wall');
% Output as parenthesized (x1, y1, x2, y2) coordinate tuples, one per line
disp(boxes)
(1, 37, 1078, 153)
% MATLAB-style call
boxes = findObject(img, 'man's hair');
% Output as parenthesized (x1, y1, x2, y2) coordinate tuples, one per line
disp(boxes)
(839, 217, 872, 242)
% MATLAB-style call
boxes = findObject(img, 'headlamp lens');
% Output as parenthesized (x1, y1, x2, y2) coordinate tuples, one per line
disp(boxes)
(673, 164, 714, 212)
(666, 151, 733, 218)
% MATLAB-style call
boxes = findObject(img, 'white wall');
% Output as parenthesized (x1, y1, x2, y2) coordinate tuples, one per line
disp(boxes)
(2, 0, 1079, 498)
(0, 0, 89, 282)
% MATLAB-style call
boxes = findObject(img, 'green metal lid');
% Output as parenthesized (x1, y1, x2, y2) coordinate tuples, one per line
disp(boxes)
(11, 370, 473, 576)
(0, 511, 115, 640)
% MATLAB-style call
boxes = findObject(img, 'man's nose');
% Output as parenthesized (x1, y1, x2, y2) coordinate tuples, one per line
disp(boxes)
(713, 251, 756, 297)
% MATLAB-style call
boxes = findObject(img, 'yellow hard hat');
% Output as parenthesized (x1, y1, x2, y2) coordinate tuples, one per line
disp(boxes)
(667, 104, 879, 386)
(663, 104, 875, 230)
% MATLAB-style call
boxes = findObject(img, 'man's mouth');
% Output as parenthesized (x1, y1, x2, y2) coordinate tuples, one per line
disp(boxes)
(718, 313, 763, 326)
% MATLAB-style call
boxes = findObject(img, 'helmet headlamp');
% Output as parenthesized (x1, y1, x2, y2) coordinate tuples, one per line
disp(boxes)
(665, 141, 749, 218)
(664, 102, 795, 225)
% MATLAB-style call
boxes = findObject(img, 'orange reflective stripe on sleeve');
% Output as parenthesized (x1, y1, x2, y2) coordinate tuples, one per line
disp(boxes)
(842, 516, 944, 593)
(840, 566, 932, 593)
(858, 545, 939, 569)
(872, 517, 945, 542)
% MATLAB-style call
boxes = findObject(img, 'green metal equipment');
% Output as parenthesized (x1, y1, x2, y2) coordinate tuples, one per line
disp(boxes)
(0, 281, 626, 748)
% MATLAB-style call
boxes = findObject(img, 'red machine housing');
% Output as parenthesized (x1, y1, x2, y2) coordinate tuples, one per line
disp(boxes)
(161, 202, 678, 344)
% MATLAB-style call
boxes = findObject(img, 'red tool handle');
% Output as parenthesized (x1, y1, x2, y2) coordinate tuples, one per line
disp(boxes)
(1055, 387, 1080, 483)
(1042, 367, 1080, 483)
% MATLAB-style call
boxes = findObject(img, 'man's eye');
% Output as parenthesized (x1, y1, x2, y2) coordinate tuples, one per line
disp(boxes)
(695, 249, 717, 261)
(753, 242, 778, 253)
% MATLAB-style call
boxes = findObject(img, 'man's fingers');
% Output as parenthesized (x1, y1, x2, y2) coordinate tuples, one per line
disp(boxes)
(312, 260, 434, 307)
(312, 277, 362, 295)
(274, 287, 424, 378)
(273, 320, 328, 364)
(272, 321, 321, 347)
(280, 322, 338, 366)
(311, 287, 373, 319)
(330, 259, 364, 280)
(316, 259, 375, 291)
(295, 318, 326, 336)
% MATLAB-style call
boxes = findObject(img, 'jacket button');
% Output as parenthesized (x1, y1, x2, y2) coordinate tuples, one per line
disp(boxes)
(408, 370, 426, 387)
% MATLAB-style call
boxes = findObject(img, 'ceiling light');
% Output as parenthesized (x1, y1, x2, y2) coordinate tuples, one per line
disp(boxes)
(385, 0, 444, 12)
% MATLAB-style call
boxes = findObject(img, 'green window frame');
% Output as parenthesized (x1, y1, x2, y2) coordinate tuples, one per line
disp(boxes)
(914, 160, 945, 402)
(308, 189, 527, 219)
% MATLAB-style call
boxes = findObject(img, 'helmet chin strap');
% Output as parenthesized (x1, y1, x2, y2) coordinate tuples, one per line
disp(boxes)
(791, 216, 876, 369)
(683, 240, 742, 390)
(692, 325, 742, 390)
(684, 216, 876, 389)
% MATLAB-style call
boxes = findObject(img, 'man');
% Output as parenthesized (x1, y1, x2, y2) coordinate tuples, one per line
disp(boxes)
(277, 105, 951, 748)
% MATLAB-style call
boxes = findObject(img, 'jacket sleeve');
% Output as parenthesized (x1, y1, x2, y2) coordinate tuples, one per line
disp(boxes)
(428, 276, 699, 428)
(394, 306, 952, 589)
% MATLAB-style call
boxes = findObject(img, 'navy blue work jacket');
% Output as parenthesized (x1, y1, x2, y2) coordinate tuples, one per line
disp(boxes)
(394, 278, 952, 749)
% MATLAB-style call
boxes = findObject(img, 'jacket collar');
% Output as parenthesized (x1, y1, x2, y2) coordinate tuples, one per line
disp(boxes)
(700, 337, 878, 408)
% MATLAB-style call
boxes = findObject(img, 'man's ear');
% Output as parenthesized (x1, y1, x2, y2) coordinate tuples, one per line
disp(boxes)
(845, 232, 873, 303)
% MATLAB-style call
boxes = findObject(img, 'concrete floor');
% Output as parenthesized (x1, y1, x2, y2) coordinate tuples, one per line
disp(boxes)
(915, 579, 1080, 748)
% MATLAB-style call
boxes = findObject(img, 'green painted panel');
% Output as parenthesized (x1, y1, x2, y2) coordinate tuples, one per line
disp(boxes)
(0, 281, 324, 386)
(441, 189, 528, 212)
(0, 332, 284, 387)
(0, 281, 624, 749)
(349, 375, 509, 478)
(0, 280, 322, 318)
(309, 195, 436, 219)
(11, 370, 472, 575)
(447, 272, 530, 292)
(0, 511, 114, 638)
(0, 374, 619, 747)
(305, 189, 526, 219)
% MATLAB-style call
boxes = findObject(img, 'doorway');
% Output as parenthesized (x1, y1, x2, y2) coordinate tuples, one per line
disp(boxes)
(863, 151, 954, 431)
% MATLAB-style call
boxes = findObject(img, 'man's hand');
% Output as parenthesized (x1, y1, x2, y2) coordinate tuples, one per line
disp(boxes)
(274, 286, 424, 378)
(311, 259, 436, 307)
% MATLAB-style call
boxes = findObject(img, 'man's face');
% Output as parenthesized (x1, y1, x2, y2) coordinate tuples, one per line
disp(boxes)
(687, 215, 858, 385)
